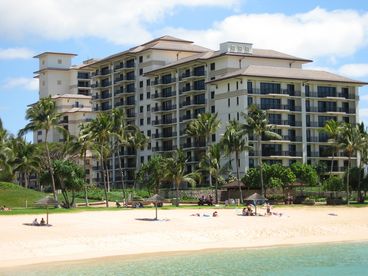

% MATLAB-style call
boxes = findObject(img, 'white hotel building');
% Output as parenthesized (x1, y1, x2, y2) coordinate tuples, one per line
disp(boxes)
(35, 36, 366, 188)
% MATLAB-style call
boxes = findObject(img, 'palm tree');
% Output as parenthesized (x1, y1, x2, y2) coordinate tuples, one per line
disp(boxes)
(10, 137, 40, 188)
(243, 104, 281, 196)
(19, 96, 63, 203)
(199, 143, 231, 203)
(165, 148, 199, 206)
(338, 123, 363, 205)
(186, 113, 221, 190)
(0, 118, 14, 178)
(356, 122, 367, 203)
(80, 112, 114, 207)
(321, 120, 342, 175)
(127, 128, 149, 189)
(221, 120, 251, 203)
(137, 154, 168, 194)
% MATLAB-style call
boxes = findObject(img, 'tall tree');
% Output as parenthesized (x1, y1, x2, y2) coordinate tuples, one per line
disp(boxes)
(221, 120, 251, 203)
(187, 113, 221, 190)
(137, 154, 168, 194)
(127, 128, 149, 189)
(165, 148, 199, 206)
(199, 143, 231, 203)
(321, 120, 342, 175)
(338, 123, 363, 205)
(80, 112, 114, 207)
(243, 104, 281, 196)
(19, 96, 63, 204)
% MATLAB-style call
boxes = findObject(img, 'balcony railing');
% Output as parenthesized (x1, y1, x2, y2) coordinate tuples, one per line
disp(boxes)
(152, 91, 177, 99)
(179, 99, 206, 108)
(306, 92, 357, 100)
(152, 118, 177, 126)
(306, 107, 355, 114)
(179, 70, 206, 80)
(152, 132, 177, 139)
(249, 88, 301, 97)
(268, 120, 302, 127)
(249, 151, 302, 157)
(179, 85, 206, 94)
(152, 104, 177, 112)
(259, 104, 302, 112)
(153, 77, 176, 85)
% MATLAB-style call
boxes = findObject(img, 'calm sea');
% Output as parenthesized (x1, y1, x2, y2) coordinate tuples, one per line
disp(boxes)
(2, 242, 368, 275)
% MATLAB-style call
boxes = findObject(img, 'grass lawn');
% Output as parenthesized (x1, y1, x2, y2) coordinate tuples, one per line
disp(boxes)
(0, 182, 48, 208)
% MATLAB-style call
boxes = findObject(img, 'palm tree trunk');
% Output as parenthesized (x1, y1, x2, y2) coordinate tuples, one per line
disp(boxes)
(347, 154, 351, 205)
(236, 150, 243, 204)
(24, 172, 29, 189)
(45, 130, 58, 205)
(358, 164, 363, 203)
(329, 151, 335, 176)
(176, 180, 180, 207)
(83, 152, 89, 207)
(100, 152, 109, 208)
(257, 135, 265, 196)
(206, 136, 215, 203)
(134, 149, 140, 190)
(118, 153, 126, 203)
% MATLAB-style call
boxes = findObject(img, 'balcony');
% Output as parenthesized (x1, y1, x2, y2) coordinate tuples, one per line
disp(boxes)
(152, 146, 176, 152)
(307, 136, 329, 143)
(259, 104, 301, 112)
(114, 100, 136, 107)
(179, 70, 206, 81)
(179, 99, 206, 108)
(152, 90, 176, 99)
(250, 88, 301, 97)
(250, 151, 302, 157)
(179, 113, 197, 122)
(152, 132, 177, 139)
(115, 87, 136, 95)
(152, 104, 177, 112)
(306, 107, 355, 114)
(268, 120, 302, 127)
(126, 112, 136, 118)
(181, 141, 206, 149)
(306, 92, 358, 100)
(153, 77, 176, 85)
(77, 72, 90, 79)
(152, 118, 177, 126)
(179, 85, 206, 94)
(119, 149, 136, 156)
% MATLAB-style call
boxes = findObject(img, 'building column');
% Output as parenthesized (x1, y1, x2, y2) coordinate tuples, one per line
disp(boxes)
(301, 83, 307, 164)
(110, 62, 116, 187)
(175, 69, 180, 149)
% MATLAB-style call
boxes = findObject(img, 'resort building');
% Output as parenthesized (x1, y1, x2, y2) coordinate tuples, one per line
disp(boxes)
(32, 52, 96, 183)
(34, 36, 366, 188)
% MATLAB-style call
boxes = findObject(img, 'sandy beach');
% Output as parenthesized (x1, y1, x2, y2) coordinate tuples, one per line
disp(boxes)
(0, 206, 368, 269)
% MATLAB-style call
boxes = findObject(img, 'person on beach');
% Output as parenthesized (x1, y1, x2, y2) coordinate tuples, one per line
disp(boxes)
(212, 211, 218, 217)
(242, 208, 247, 216)
(265, 203, 272, 216)
(40, 218, 46, 225)
(32, 218, 39, 225)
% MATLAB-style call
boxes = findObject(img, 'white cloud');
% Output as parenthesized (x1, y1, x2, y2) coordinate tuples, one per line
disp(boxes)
(0, 47, 34, 59)
(2, 77, 38, 91)
(338, 64, 368, 78)
(163, 7, 368, 59)
(0, 0, 239, 45)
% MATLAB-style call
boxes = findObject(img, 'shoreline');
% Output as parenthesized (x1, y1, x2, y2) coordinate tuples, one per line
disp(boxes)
(1, 207, 368, 269)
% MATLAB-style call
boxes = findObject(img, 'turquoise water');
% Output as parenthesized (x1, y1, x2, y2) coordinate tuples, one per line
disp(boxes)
(3, 242, 368, 275)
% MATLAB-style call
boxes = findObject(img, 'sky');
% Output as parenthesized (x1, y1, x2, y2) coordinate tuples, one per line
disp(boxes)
(1, 0, 368, 137)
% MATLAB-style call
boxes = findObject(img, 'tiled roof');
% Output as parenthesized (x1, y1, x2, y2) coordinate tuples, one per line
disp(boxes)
(207, 65, 368, 85)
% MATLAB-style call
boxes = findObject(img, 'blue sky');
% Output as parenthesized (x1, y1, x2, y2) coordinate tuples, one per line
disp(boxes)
(0, 0, 368, 137)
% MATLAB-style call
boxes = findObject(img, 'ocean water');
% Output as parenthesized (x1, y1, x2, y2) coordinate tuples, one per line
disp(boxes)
(3, 242, 368, 276)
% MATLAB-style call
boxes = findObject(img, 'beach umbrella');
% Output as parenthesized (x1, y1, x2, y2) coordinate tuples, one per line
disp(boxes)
(245, 193, 267, 215)
(146, 194, 164, 220)
(35, 196, 58, 225)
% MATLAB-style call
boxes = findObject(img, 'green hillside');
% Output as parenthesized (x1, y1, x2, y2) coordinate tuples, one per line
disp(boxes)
(0, 182, 47, 208)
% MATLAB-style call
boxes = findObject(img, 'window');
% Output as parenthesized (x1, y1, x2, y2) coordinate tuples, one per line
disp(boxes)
(147, 130, 151, 136)
(140, 94, 143, 100)
(260, 82, 281, 94)
(228, 114, 231, 120)
(237, 112, 239, 120)
(140, 156, 144, 163)
(212, 134, 216, 142)
(57, 59, 62, 64)
(37, 131, 42, 135)
(228, 83, 230, 91)
(148, 155, 151, 161)
(236, 97, 239, 106)
(147, 104, 150, 111)
(146, 79, 150, 86)
(140, 118, 144, 126)
(139, 81, 143, 88)
(211, 106, 215, 113)
(228, 98, 230, 107)
(139, 68, 143, 75)
(139, 56, 143, 63)
(140, 106, 143, 113)
(317, 86, 336, 97)
(210, 63, 215, 71)
(236, 81, 239, 90)
(147, 117, 151, 124)
(57, 80, 62, 85)
(146, 92, 150, 99)
(247, 81, 253, 93)
(211, 91, 215, 99)
(148, 143, 151, 150)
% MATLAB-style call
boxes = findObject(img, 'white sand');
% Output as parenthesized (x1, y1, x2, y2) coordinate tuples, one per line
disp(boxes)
(0, 206, 368, 268)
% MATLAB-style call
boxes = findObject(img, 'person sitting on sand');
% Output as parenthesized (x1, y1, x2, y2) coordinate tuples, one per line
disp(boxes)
(212, 211, 218, 217)
(247, 205, 253, 216)
(242, 208, 247, 216)
(32, 218, 39, 226)
(40, 218, 46, 225)
(265, 203, 272, 216)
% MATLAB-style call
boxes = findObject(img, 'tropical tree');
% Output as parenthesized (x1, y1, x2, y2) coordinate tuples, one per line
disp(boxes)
(0, 118, 14, 180)
(221, 120, 251, 203)
(165, 148, 199, 206)
(290, 162, 319, 187)
(127, 128, 149, 189)
(199, 143, 231, 203)
(337, 123, 363, 205)
(41, 159, 85, 208)
(356, 122, 368, 202)
(243, 104, 282, 196)
(19, 96, 63, 204)
(187, 113, 221, 189)
(80, 112, 114, 207)
(321, 120, 342, 175)
(10, 137, 40, 188)
(137, 154, 168, 194)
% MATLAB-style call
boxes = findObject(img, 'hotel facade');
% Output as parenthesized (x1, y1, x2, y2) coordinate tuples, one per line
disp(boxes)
(34, 36, 366, 188)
